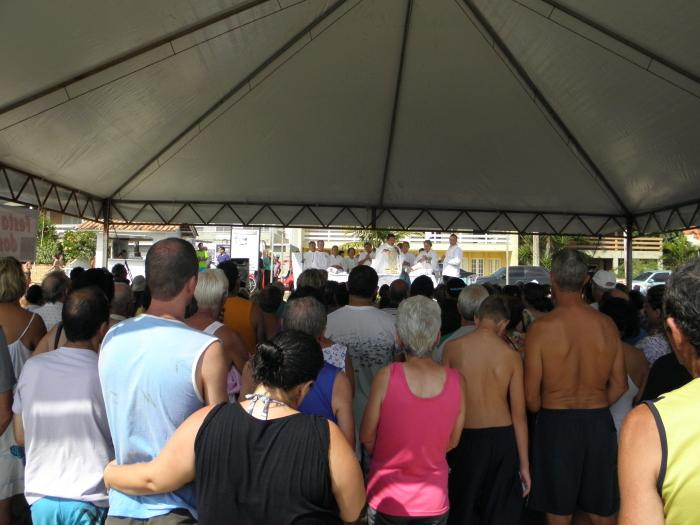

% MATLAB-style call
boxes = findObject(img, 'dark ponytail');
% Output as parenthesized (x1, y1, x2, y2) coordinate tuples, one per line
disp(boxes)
(252, 330, 324, 391)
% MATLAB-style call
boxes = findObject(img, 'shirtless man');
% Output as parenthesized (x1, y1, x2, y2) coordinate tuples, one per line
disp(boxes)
(525, 249, 627, 525)
(443, 295, 529, 525)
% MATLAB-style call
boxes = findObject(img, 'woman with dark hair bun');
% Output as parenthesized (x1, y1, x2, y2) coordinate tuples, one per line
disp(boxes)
(105, 330, 365, 525)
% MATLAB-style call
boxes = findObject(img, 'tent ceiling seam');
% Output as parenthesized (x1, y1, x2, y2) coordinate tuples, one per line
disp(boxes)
(459, 0, 632, 218)
(0, 0, 276, 117)
(378, 0, 413, 208)
(109, 0, 350, 199)
(523, 0, 700, 98)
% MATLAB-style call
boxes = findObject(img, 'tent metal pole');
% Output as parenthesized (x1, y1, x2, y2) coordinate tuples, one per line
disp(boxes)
(110, 0, 348, 199)
(460, 0, 631, 218)
(0, 0, 273, 117)
(625, 217, 634, 289)
(102, 200, 111, 268)
(378, 0, 413, 208)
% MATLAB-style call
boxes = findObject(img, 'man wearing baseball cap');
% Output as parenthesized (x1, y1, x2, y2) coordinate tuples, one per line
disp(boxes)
(591, 269, 617, 309)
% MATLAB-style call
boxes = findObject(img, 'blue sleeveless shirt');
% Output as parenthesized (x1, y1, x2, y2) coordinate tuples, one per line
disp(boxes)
(299, 363, 340, 422)
(98, 315, 217, 519)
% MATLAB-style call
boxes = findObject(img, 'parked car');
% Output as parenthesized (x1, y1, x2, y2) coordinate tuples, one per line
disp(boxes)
(632, 270, 671, 294)
(438, 264, 478, 285)
(476, 266, 550, 287)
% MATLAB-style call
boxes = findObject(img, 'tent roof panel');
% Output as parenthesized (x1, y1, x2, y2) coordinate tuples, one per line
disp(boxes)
(0, 0, 328, 196)
(552, 0, 700, 78)
(477, 0, 700, 214)
(0, 0, 270, 109)
(0, 0, 698, 233)
(118, 0, 405, 205)
(384, 0, 620, 215)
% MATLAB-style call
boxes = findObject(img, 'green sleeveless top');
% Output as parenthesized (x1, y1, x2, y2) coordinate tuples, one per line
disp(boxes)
(646, 378, 700, 525)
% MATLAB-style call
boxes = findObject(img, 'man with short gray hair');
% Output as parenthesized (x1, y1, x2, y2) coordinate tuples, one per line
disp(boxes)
(525, 249, 627, 523)
(110, 283, 134, 322)
(35, 271, 70, 331)
(433, 285, 489, 362)
(283, 296, 354, 446)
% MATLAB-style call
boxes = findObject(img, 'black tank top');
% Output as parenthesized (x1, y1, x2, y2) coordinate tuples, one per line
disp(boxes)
(194, 402, 341, 525)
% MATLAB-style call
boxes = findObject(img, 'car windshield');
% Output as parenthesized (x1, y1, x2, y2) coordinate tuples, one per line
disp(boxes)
(491, 268, 506, 278)
(633, 272, 652, 281)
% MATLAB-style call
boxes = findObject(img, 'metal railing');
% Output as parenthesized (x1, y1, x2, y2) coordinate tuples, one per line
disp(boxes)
(302, 229, 513, 246)
(567, 236, 663, 253)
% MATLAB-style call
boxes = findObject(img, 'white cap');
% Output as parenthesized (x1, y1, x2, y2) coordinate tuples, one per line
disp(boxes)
(592, 270, 617, 290)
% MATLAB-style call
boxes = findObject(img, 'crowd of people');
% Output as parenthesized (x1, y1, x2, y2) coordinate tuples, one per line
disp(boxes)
(0, 239, 699, 525)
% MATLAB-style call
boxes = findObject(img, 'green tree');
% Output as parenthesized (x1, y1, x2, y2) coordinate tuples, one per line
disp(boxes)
(662, 232, 697, 270)
(35, 212, 59, 264)
(517, 234, 586, 270)
(354, 228, 407, 247)
(62, 230, 97, 263)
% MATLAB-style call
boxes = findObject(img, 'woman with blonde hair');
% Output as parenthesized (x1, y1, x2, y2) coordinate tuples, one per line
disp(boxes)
(0, 257, 46, 525)
(185, 269, 249, 401)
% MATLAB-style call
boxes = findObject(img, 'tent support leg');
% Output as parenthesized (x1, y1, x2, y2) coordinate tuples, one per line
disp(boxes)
(102, 200, 110, 268)
(625, 217, 634, 289)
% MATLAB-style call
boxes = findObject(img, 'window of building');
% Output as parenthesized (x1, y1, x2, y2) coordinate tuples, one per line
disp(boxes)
(488, 258, 501, 275)
(471, 258, 484, 276)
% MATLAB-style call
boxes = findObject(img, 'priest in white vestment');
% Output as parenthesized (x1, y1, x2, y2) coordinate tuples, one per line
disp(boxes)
(345, 247, 359, 272)
(303, 241, 328, 270)
(412, 239, 439, 276)
(372, 233, 401, 275)
(357, 242, 375, 266)
(399, 242, 416, 274)
(442, 234, 463, 282)
(327, 245, 346, 271)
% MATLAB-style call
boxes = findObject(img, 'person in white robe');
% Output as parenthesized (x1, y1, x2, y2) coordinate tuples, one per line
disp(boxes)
(345, 247, 359, 272)
(372, 234, 401, 275)
(357, 242, 375, 266)
(412, 240, 439, 276)
(327, 245, 346, 271)
(399, 242, 416, 274)
(315, 240, 330, 269)
(441, 234, 463, 282)
(303, 241, 328, 270)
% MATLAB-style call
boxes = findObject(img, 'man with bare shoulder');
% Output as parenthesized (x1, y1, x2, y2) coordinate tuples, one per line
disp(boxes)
(443, 295, 530, 525)
(525, 249, 627, 525)
(619, 258, 700, 525)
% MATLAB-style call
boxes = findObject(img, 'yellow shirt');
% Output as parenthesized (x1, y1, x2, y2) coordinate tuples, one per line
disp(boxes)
(222, 296, 256, 355)
(648, 378, 700, 525)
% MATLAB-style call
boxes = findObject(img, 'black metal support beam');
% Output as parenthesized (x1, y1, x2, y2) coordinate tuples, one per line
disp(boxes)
(378, 0, 413, 208)
(625, 217, 634, 288)
(0, 0, 273, 116)
(102, 200, 111, 267)
(110, 0, 348, 199)
(0, 162, 103, 221)
(534, 0, 700, 90)
(460, 0, 632, 218)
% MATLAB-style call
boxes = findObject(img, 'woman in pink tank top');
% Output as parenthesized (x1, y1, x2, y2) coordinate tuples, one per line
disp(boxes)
(361, 296, 465, 525)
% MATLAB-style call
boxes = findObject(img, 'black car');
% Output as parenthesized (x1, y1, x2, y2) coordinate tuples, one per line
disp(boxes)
(475, 266, 550, 286)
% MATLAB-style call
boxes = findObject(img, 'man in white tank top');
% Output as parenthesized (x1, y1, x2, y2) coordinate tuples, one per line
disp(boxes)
(99, 239, 229, 524)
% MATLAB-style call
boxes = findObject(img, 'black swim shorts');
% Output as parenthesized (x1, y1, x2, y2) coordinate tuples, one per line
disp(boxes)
(529, 408, 619, 517)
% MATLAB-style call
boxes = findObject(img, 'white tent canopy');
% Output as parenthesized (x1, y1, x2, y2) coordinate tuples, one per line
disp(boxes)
(1, 0, 699, 235)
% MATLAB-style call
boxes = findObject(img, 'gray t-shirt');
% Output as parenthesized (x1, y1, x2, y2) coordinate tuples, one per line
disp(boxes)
(326, 306, 397, 432)
(0, 330, 15, 393)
